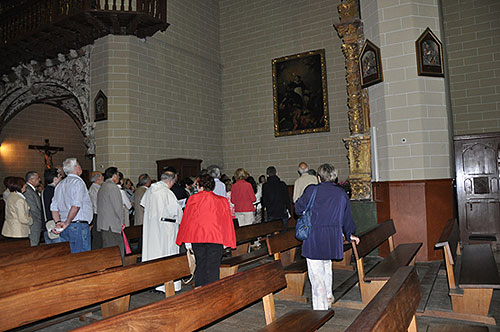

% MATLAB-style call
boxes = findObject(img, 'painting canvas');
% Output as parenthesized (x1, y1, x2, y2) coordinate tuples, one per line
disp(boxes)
(360, 39, 383, 88)
(272, 49, 329, 137)
(416, 28, 444, 77)
(94, 90, 108, 122)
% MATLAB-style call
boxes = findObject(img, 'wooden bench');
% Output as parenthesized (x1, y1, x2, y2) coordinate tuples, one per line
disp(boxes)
(123, 225, 143, 265)
(219, 220, 284, 278)
(432, 218, 500, 325)
(266, 229, 308, 303)
(71, 261, 335, 332)
(350, 219, 422, 306)
(0, 246, 122, 294)
(345, 265, 421, 332)
(0, 241, 70, 268)
(0, 253, 191, 331)
(0, 238, 30, 252)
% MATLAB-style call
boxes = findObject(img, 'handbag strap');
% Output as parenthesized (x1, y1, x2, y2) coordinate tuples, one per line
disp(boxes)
(305, 186, 319, 212)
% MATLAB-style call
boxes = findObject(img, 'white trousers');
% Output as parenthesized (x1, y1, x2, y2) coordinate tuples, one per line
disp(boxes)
(306, 258, 333, 310)
(235, 212, 255, 227)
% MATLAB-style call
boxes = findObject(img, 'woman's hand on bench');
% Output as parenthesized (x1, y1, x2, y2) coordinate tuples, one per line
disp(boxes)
(350, 235, 360, 245)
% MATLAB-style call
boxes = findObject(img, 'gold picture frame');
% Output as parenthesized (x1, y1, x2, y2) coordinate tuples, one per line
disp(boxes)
(272, 49, 330, 137)
(360, 39, 383, 88)
(416, 28, 444, 77)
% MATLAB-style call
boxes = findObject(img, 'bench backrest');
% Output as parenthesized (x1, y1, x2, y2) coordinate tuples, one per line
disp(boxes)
(72, 261, 288, 332)
(353, 219, 396, 260)
(0, 238, 30, 252)
(0, 246, 122, 294)
(0, 241, 71, 268)
(235, 220, 283, 244)
(345, 266, 421, 332)
(124, 225, 142, 241)
(266, 229, 301, 255)
(435, 218, 460, 265)
(0, 253, 191, 331)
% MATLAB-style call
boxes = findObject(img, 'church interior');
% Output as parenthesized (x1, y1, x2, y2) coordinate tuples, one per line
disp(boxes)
(0, 0, 499, 331)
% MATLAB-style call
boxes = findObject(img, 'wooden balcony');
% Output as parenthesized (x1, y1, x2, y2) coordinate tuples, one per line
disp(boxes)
(0, 0, 168, 75)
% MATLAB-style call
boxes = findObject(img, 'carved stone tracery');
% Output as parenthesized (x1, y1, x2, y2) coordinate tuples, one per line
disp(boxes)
(334, 0, 372, 200)
(0, 46, 95, 155)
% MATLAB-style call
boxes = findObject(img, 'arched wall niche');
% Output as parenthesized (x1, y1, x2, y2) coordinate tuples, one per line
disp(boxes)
(0, 46, 95, 157)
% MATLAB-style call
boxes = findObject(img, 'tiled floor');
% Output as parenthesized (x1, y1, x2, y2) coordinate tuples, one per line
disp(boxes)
(27, 254, 500, 332)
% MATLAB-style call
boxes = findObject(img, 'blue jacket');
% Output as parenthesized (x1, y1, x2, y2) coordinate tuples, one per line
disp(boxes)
(295, 182, 356, 260)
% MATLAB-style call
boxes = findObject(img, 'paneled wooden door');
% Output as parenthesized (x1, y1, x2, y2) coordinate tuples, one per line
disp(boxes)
(454, 133, 500, 250)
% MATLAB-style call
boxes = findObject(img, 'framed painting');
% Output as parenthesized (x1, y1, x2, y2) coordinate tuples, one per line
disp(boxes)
(94, 90, 107, 122)
(360, 39, 383, 88)
(272, 49, 330, 137)
(416, 27, 444, 77)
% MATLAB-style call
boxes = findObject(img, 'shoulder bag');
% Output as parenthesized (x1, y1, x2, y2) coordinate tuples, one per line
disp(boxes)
(295, 186, 318, 241)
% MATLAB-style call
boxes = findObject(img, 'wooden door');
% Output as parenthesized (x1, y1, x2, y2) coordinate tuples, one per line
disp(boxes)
(454, 133, 500, 249)
(156, 158, 202, 181)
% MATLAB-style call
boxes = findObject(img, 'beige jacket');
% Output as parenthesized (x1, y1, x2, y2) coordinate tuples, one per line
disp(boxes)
(293, 173, 318, 203)
(134, 185, 147, 226)
(2, 192, 33, 238)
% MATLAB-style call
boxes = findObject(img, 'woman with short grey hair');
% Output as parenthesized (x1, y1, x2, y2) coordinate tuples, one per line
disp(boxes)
(295, 163, 360, 310)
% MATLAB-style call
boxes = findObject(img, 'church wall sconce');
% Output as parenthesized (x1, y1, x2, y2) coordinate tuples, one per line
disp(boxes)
(416, 27, 444, 77)
(272, 49, 330, 137)
(360, 39, 383, 89)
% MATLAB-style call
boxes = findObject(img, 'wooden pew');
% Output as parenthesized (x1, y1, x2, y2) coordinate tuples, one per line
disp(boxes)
(0, 238, 30, 252)
(431, 218, 500, 325)
(350, 219, 422, 306)
(0, 253, 191, 331)
(266, 229, 308, 303)
(0, 246, 122, 294)
(219, 220, 284, 278)
(72, 261, 335, 332)
(123, 225, 142, 265)
(345, 265, 421, 332)
(0, 241, 70, 268)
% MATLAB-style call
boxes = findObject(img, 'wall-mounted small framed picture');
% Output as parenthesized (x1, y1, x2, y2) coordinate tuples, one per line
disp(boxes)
(94, 90, 108, 122)
(416, 28, 444, 77)
(360, 39, 383, 88)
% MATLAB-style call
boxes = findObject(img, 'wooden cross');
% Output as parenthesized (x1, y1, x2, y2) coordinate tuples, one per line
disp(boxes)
(28, 139, 64, 169)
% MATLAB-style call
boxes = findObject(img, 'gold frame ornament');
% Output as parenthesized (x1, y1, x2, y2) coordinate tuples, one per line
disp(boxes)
(416, 27, 444, 77)
(360, 39, 383, 89)
(272, 49, 330, 137)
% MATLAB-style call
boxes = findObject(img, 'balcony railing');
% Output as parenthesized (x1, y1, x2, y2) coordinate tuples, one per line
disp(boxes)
(0, 0, 168, 74)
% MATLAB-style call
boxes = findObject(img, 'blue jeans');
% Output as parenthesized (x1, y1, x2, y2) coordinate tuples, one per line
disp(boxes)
(60, 222, 91, 253)
(43, 231, 64, 244)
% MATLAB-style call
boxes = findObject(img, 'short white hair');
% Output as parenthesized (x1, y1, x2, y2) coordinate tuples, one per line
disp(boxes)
(62, 158, 79, 174)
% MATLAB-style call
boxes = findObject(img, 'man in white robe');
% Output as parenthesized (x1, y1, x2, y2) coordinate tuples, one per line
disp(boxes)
(141, 170, 183, 292)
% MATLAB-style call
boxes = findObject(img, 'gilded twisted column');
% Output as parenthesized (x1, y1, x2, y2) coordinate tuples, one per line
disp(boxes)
(334, 0, 372, 200)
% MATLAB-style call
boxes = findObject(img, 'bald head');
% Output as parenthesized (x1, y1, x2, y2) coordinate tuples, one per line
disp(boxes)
(298, 162, 309, 175)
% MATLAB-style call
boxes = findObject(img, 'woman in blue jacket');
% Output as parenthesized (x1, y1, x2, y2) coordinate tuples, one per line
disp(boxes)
(295, 163, 360, 310)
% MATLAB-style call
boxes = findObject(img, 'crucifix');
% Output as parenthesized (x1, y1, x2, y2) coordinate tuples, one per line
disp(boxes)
(28, 139, 64, 170)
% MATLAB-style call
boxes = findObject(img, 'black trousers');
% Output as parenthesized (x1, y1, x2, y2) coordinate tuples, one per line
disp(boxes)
(192, 243, 223, 287)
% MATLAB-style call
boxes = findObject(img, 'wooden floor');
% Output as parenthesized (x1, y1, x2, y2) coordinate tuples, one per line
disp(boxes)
(19, 254, 500, 332)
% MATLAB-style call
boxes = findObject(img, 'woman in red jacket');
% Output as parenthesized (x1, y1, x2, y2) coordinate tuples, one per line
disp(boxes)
(176, 174, 236, 287)
(230, 168, 256, 227)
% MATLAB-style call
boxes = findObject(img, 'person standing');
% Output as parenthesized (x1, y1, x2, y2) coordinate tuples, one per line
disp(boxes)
(231, 168, 256, 227)
(207, 165, 226, 198)
(42, 168, 63, 243)
(176, 174, 236, 287)
(1, 177, 32, 239)
(295, 163, 359, 310)
(261, 166, 291, 228)
(96, 167, 126, 259)
(50, 158, 92, 253)
(141, 170, 183, 292)
(24, 171, 42, 246)
(292, 162, 318, 203)
(88, 171, 104, 249)
(134, 173, 151, 226)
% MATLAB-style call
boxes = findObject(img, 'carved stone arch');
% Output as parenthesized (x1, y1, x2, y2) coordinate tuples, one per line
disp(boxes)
(0, 46, 95, 155)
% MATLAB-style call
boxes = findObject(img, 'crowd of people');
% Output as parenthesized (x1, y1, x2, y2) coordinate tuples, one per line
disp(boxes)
(1, 159, 359, 309)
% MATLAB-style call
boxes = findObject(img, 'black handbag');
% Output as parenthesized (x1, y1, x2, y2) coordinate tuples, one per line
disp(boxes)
(295, 186, 318, 241)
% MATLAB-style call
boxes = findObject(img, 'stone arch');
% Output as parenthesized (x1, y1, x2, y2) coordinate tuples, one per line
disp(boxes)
(0, 46, 95, 155)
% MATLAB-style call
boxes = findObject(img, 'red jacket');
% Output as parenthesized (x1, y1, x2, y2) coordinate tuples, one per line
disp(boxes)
(230, 180, 256, 212)
(176, 191, 236, 248)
